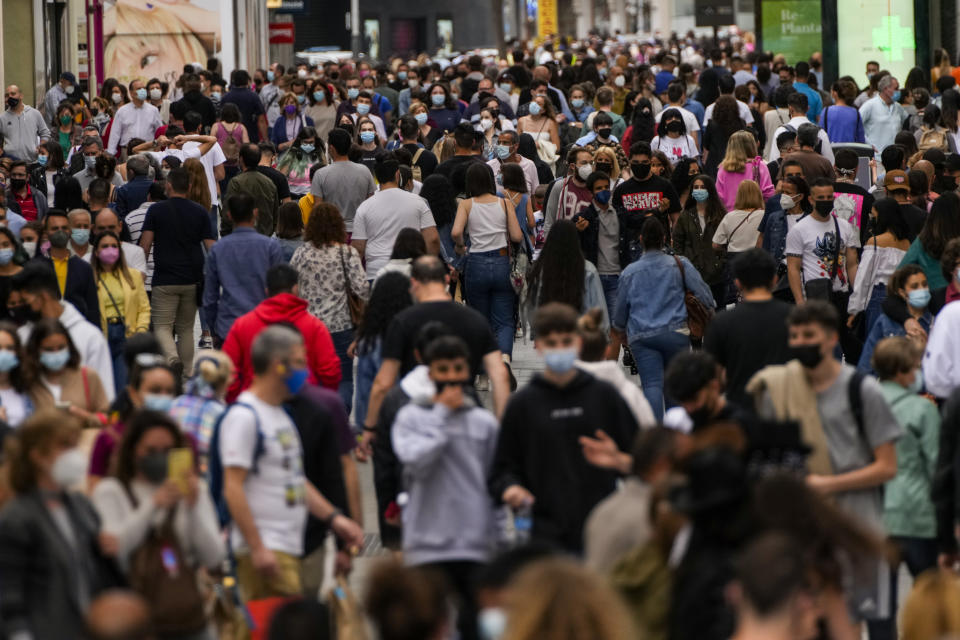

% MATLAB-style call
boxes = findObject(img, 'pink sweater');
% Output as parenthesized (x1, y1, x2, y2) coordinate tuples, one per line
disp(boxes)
(716, 156, 776, 210)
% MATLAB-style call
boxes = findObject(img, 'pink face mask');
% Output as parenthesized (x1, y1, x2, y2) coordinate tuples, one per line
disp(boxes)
(99, 247, 120, 265)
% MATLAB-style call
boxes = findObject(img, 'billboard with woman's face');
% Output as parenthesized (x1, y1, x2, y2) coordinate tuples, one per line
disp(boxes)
(103, 0, 230, 85)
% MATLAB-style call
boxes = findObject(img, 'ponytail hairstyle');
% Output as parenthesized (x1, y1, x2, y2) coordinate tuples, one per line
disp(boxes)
(576, 308, 608, 362)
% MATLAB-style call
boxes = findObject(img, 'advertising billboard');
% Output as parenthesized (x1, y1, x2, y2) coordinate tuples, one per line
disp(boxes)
(761, 0, 821, 64)
(837, 0, 915, 84)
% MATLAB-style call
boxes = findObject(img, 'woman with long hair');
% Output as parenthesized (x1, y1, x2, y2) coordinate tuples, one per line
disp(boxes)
(517, 95, 560, 172)
(52, 175, 84, 211)
(478, 106, 504, 161)
(274, 201, 304, 262)
(409, 101, 439, 149)
(357, 116, 384, 174)
(673, 174, 728, 307)
(702, 96, 745, 177)
(651, 108, 698, 167)
(620, 97, 655, 154)
(716, 130, 775, 210)
(87, 352, 178, 490)
(932, 49, 954, 88)
(419, 173, 460, 267)
(900, 191, 960, 290)
(527, 219, 608, 331)
(671, 157, 702, 209)
(91, 230, 150, 396)
(500, 162, 536, 252)
(24, 318, 109, 428)
(375, 228, 426, 281)
(304, 81, 337, 141)
(0, 228, 22, 318)
(452, 163, 523, 361)
(857, 265, 933, 373)
(290, 202, 369, 413)
(30, 139, 69, 202)
(169, 350, 234, 472)
(593, 145, 623, 185)
(271, 92, 314, 153)
(517, 133, 554, 185)
(183, 158, 211, 212)
(90, 410, 225, 636)
(214, 102, 248, 181)
(277, 125, 324, 197)
(53, 102, 81, 157)
(426, 82, 463, 134)
(940, 89, 959, 150)
(0, 411, 124, 639)
(0, 321, 31, 426)
(820, 79, 867, 144)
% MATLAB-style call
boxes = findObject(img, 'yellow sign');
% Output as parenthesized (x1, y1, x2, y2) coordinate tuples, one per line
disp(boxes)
(538, 0, 558, 37)
(266, 0, 282, 7)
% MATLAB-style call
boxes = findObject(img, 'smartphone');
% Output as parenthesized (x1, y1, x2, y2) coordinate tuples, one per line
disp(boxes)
(55, 401, 72, 411)
(167, 448, 193, 493)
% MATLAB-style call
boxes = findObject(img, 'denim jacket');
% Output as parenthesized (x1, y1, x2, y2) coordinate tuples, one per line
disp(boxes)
(761, 195, 811, 264)
(613, 249, 714, 341)
(857, 311, 932, 374)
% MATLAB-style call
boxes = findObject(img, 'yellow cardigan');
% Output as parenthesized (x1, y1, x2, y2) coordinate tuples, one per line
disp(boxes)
(96, 268, 151, 337)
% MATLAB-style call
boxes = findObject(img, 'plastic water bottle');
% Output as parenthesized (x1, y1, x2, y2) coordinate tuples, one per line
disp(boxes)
(513, 502, 533, 545)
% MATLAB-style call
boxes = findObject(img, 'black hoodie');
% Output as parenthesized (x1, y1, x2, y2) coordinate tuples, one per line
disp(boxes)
(489, 370, 639, 553)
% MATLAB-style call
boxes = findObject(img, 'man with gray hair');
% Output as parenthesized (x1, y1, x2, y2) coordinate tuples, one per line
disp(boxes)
(486, 129, 537, 196)
(67, 208, 93, 261)
(860, 73, 906, 153)
(219, 324, 364, 600)
(114, 154, 153, 217)
(74, 136, 124, 191)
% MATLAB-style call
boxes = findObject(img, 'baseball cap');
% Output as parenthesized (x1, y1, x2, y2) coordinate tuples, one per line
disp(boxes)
(883, 169, 909, 192)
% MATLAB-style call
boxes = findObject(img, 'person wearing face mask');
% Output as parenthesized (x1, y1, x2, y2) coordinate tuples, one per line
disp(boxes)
(7, 160, 48, 222)
(861, 75, 908, 154)
(277, 127, 324, 197)
(145, 77, 170, 123)
(858, 265, 932, 378)
(270, 93, 315, 153)
(392, 334, 499, 640)
(0, 321, 30, 426)
(43, 72, 78, 128)
(650, 109, 699, 167)
(215, 325, 364, 601)
(303, 81, 337, 141)
(66, 208, 92, 261)
(90, 410, 225, 638)
(485, 129, 537, 197)
(577, 112, 630, 173)
(24, 318, 109, 429)
(575, 172, 624, 322)
(611, 142, 682, 242)
(749, 300, 902, 640)
(106, 80, 162, 158)
(490, 302, 638, 554)
(542, 147, 596, 238)
(0, 84, 52, 163)
(53, 103, 81, 158)
(476, 107, 503, 161)
(0, 410, 126, 640)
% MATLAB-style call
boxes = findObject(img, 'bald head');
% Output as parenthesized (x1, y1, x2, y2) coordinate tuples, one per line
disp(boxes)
(86, 590, 153, 640)
(95, 208, 122, 235)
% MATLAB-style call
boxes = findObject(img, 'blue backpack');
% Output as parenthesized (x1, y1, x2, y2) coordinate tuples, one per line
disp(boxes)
(207, 402, 265, 527)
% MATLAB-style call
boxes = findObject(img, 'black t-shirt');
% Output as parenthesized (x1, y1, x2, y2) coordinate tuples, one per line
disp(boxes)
(221, 88, 266, 142)
(898, 203, 926, 242)
(382, 300, 498, 376)
(832, 181, 875, 246)
(256, 165, 292, 201)
(613, 175, 681, 215)
(142, 197, 214, 286)
(436, 155, 486, 196)
(402, 143, 439, 180)
(702, 299, 793, 408)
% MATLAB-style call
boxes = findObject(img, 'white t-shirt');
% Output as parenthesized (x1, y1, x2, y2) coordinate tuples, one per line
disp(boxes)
(654, 106, 701, 133)
(218, 391, 307, 556)
(145, 147, 201, 165)
(0, 388, 29, 427)
(785, 213, 861, 293)
(713, 208, 764, 252)
(352, 188, 436, 279)
(651, 135, 699, 166)
(704, 99, 755, 125)
(182, 141, 228, 206)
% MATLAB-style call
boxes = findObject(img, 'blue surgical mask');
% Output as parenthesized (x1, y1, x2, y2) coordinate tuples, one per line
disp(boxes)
(211, 91, 221, 101)
(431, 93, 446, 106)
(356, 103, 370, 116)
(84, 155, 97, 170)
(360, 131, 376, 144)
(397, 71, 408, 81)
(143, 393, 174, 412)
(414, 112, 428, 125)
(313, 90, 325, 102)
(691, 188, 709, 202)
(908, 288, 931, 309)
(495, 145, 510, 160)
(284, 367, 308, 395)
(595, 189, 611, 205)
(301, 143, 316, 154)
(0, 349, 18, 373)
(528, 102, 542, 116)
(267, 70, 275, 82)
(892, 90, 902, 102)
(135, 88, 147, 101)
(571, 98, 584, 109)
(499, 83, 512, 94)
(296, 94, 305, 104)
(478, 608, 507, 640)
(347, 88, 359, 100)
(40, 348, 70, 371)
(0, 248, 14, 265)
(543, 347, 577, 374)
(71, 229, 90, 245)
(37, 155, 48, 167)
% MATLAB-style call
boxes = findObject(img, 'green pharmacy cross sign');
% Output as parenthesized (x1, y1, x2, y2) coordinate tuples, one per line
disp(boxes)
(872, 15, 914, 62)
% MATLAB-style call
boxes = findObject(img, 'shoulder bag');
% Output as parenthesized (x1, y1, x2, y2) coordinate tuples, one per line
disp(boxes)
(501, 198, 528, 295)
(339, 244, 365, 327)
(673, 255, 712, 339)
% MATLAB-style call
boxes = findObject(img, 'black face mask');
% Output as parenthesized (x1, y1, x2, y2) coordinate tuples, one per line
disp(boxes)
(9, 178, 25, 192)
(596, 163, 613, 175)
(8, 305, 36, 326)
(5, 97, 18, 110)
(137, 451, 169, 485)
(789, 344, 824, 369)
(814, 200, 834, 216)
(596, 127, 613, 139)
(632, 162, 651, 179)
(666, 120, 683, 134)
(434, 379, 471, 392)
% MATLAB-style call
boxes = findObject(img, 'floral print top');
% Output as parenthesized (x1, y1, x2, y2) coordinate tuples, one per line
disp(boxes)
(290, 242, 369, 333)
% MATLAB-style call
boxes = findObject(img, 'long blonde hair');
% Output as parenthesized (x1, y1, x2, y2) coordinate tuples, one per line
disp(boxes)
(592, 146, 621, 179)
(183, 158, 211, 211)
(502, 559, 636, 640)
(721, 130, 759, 174)
(733, 179, 764, 211)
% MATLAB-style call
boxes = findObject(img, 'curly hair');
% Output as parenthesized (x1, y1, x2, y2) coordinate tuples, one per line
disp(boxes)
(711, 96, 746, 139)
(304, 202, 346, 246)
(356, 272, 414, 352)
(419, 174, 457, 228)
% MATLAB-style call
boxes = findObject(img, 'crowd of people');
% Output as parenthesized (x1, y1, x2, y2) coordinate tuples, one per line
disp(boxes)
(2, 24, 960, 640)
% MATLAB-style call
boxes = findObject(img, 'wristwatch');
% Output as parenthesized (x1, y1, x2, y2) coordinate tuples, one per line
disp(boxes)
(322, 508, 343, 527)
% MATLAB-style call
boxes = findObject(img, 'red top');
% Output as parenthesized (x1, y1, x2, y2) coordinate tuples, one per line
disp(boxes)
(14, 186, 38, 221)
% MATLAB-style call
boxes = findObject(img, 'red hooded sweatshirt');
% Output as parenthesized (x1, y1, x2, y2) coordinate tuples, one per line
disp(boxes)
(223, 293, 342, 402)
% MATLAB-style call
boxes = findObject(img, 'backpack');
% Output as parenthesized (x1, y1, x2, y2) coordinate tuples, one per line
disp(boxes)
(216, 122, 242, 164)
(124, 488, 207, 635)
(411, 148, 425, 182)
(918, 127, 949, 152)
(207, 402, 265, 527)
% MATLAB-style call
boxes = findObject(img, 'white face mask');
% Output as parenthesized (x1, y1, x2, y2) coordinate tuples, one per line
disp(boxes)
(614, 75, 626, 88)
(780, 193, 797, 211)
(577, 163, 593, 180)
(298, 69, 308, 78)
(111, 93, 122, 104)
(149, 88, 162, 100)
(51, 448, 87, 489)
(480, 118, 494, 131)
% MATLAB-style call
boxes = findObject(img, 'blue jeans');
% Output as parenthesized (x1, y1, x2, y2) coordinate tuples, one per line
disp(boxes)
(330, 328, 355, 419)
(354, 340, 382, 433)
(106, 321, 128, 398)
(465, 251, 516, 357)
(599, 274, 620, 322)
(864, 283, 886, 335)
(630, 331, 690, 421)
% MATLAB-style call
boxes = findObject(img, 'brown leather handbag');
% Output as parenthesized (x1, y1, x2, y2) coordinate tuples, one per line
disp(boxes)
(673, 255, 713, 339)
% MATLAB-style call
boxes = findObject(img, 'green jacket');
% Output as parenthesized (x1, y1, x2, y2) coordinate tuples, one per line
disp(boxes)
(881, 380, 940, 538)
(222, 169, 279, 237)
(899, 238, 947, 290)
